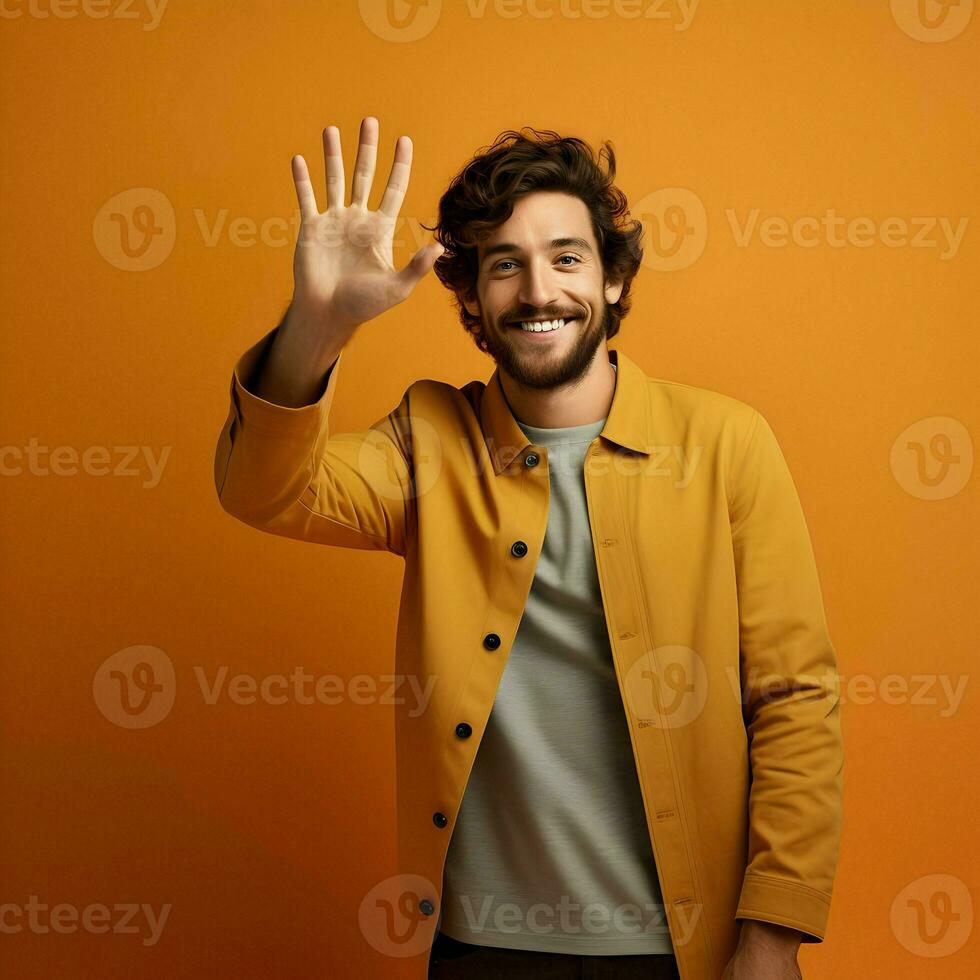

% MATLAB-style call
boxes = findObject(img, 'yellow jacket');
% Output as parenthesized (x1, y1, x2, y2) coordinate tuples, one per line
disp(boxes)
(213, 326, 844, 980)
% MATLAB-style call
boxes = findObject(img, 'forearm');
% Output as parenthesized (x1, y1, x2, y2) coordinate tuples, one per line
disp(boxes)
(252, 302, 357, 408)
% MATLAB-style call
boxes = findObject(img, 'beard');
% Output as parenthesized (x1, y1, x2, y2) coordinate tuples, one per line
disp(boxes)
(477, 302, 613, 392)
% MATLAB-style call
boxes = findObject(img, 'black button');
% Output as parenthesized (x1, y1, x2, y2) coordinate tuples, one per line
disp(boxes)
(524, 452, 539, 467)
(420, 899, 435, 917)
(510, 540, 528, 558)
(432, 811, 448, 828)
(455, 722, 472, 739)
(483, 633, 501, 651)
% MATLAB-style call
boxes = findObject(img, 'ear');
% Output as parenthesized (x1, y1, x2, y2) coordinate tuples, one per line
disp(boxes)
(604, 277, 624, 306)
(461, 288, 480, 319)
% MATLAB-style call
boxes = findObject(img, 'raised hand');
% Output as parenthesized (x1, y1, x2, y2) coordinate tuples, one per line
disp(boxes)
(288, 117, 444, 332)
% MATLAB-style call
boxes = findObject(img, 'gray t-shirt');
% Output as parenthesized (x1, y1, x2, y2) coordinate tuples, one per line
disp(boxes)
(439, 364, 674, 955)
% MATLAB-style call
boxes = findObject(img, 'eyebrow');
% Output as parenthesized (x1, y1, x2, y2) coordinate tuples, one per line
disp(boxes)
(480, 237, 594, 267)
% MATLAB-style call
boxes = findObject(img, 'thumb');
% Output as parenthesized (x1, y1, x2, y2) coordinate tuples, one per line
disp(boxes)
(396, 242, 445, 296)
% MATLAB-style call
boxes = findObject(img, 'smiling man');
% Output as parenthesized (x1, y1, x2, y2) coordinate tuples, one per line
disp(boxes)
(213, 118, 843, 980)
(460, 195, 619, 398)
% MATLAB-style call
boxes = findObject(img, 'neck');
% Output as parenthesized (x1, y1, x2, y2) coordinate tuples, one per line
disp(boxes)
(499, 347, 617, 428)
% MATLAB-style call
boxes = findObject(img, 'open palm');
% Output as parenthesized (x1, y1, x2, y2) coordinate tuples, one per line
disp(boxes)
(289, 117, 443, 330)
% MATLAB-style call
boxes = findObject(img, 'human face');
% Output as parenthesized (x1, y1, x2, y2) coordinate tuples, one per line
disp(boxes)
(462, 191, 623, 391)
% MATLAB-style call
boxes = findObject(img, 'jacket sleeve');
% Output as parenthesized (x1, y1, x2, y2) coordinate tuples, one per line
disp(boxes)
(728, 409, 844, 943)
(213, 325, 416, 556)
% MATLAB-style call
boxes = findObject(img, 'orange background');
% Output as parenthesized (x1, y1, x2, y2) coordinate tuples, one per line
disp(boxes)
(1, 1, 977, 977)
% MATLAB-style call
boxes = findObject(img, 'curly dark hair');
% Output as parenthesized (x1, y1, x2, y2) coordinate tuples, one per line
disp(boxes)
(424, 128, 644, 354)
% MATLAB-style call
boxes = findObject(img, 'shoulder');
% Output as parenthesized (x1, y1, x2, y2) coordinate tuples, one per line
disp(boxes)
(618, 358, 768, 482)
(647, 375, 759, 421)
(611, 348, 760, 433)
(640, 374, 763, 456)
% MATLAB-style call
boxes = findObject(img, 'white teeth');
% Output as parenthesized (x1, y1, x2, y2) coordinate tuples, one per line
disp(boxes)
(520, 318, 566, 332)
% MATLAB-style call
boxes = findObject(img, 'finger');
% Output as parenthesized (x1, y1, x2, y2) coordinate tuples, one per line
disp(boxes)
(350, 116, 379, 209)
(378, 135, 412, 219)
(290, 154, 319, 221)
(322, 125, 345, 210)
(395, 242, 445, 298)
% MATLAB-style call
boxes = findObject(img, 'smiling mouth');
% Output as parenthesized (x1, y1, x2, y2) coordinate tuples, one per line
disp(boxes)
(509, 316, 579, 334)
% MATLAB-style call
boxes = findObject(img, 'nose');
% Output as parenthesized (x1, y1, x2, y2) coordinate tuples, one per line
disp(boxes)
(517, 256, 559, 312)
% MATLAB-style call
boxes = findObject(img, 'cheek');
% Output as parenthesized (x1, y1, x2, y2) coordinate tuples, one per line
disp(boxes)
(480, 284, 515, 318)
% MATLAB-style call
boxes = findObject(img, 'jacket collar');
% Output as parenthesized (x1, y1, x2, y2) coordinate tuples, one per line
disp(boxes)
(480, 347, 652, 475)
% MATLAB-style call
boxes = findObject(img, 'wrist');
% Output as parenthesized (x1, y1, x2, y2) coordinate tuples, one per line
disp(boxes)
(280, 303, 357, 369)
(283, 300, 360, 338)
(738, 919, 803, 954)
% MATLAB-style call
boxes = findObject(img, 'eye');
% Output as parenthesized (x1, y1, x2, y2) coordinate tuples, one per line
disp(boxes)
(492, 260, 517, 272)
(557, 254, 581, 265)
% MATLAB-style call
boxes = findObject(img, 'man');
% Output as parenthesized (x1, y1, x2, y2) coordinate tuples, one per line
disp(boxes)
(213, 117, 843, 980)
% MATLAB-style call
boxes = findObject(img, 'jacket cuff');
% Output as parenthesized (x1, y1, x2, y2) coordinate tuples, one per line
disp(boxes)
(229, 325, 342, 434)
(736, 873, 832, 943)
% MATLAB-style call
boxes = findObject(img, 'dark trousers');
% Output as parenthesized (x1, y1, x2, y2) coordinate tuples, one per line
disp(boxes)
(427, 931, 682, 979)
